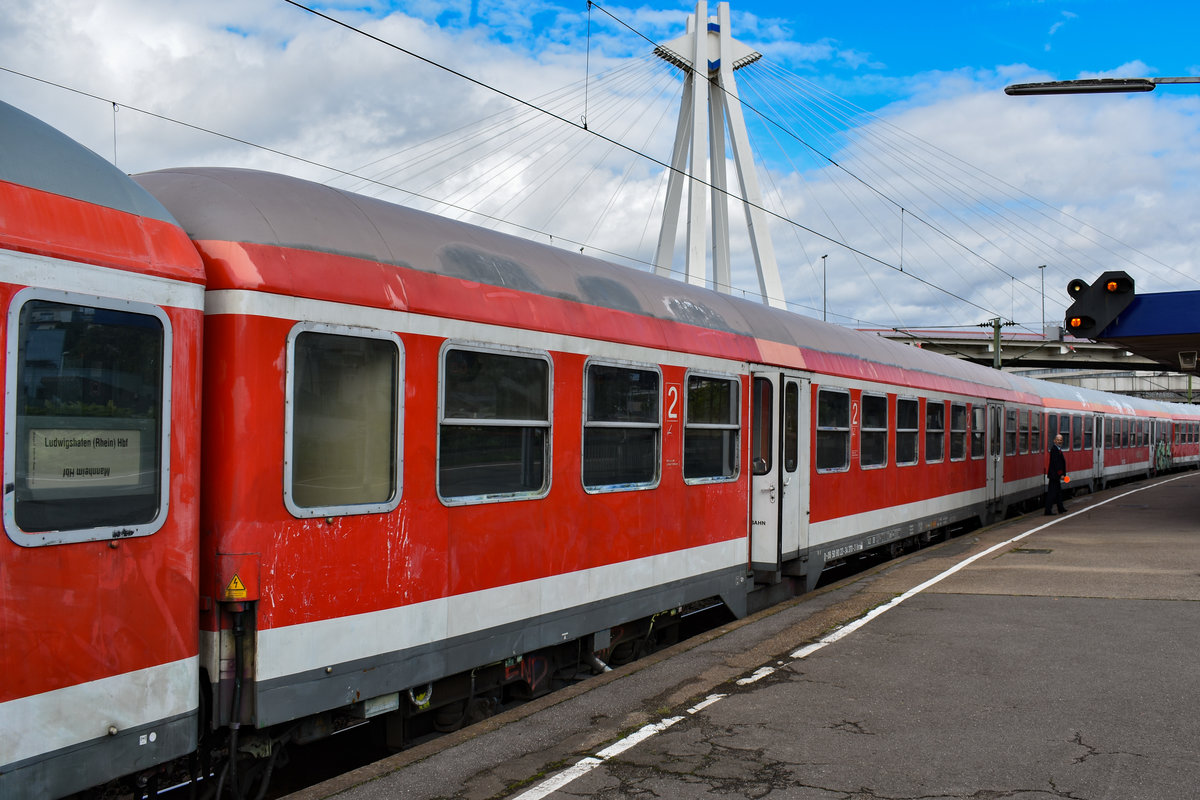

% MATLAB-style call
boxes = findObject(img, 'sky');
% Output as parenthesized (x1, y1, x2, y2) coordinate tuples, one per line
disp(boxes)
(3, 0, 1199, 334)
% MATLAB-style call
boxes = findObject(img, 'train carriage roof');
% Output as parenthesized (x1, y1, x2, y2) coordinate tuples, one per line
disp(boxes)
(0, 101, 176, 223)
(135, 166, 1177, 410)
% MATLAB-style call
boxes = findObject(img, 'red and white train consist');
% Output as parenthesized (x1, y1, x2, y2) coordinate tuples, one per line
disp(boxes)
(3, 99, 1198, 799)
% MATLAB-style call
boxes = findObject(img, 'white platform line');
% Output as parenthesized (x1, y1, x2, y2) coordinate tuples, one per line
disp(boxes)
(511, 474, 1185, 799)
(789, 475, 1186, 660)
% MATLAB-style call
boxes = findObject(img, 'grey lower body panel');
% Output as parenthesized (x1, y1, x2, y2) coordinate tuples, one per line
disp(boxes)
(250, 565, 746, 728)
(797, 501, 988, 574)
(0, 711, 196, 800)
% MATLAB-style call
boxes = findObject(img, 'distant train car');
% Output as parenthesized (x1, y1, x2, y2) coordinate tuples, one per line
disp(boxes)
(0, 102, 205, 798)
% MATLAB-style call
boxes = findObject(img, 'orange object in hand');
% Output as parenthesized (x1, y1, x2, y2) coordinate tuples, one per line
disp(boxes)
(1062, 475, 1071, 484)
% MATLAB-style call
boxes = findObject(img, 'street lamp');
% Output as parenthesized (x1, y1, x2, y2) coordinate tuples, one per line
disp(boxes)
(821, 254, 828, 321)
(1005, 77, 1200, 95)
(1038, 264, 1046, 335)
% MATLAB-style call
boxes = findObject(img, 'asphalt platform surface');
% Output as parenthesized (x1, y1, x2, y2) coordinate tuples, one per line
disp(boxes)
(285, 470, 1200, 800)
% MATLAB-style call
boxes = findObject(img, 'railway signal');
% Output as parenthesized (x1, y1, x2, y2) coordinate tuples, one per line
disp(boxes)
(1064, 271, 1136, 338)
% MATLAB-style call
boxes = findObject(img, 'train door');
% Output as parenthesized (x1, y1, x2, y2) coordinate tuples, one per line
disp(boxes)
(986, 402, 1004, 508)
(749, 371, 810, 577)
(1092, 414, 1104, 481)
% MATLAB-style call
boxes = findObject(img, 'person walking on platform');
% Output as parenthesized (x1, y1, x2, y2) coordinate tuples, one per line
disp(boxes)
(1045, 433, 1067, 515)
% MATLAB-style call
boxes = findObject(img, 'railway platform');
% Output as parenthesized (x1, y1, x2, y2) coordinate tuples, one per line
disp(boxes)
(284, 470, 1200, 800)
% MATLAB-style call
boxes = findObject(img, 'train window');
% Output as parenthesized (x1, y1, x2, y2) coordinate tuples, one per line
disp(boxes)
(1122, 418, 1130, 448)
(783, 380, 799, 473)
(1105, 417, 1113, 449)
(925, 400, 945, 463)
(1071, 415, 1083, 450)
(1059, 415, 1072, 450)
(1047, 414, 1058, 442)
(1031, 412, 1042, 453)
(949, 402, 966, 461)
(1084, 417, 1094, 450)
(7, 293, 170, 545)
(751, 378, 772, 475)
(896, 397, 919, 466)
(1004, 408, 1017, 456)
(1019, 411, 1030, 454)
(439, 346, 551, 502)
(860, 393, 888, 468)
(582, 362, 660, 491)
(683, 373, 740, 482)
(286, 327, 401, 517)
(816, 387, 850, 472)
(970, 405, 985, 459)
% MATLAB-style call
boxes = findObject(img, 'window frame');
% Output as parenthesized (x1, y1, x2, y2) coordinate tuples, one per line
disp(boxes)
(949, 402, 967, 462)
(815, 386, 851, 473)
(1004, 408, 1018, 457)
(438, 342, 553, 505)
(1031, 411, 1042, 453)
(5, 288, 173, 546)
(925, 398, 946, 463)
(970, 404, 985, 460)
(896, 396, 920, 466)
(581, 358, 661, 493)
(682, 370, 741, 484)
(284, 323, 404, 519)
(751, 377, 773, 475)
(859, 392, 889, 469)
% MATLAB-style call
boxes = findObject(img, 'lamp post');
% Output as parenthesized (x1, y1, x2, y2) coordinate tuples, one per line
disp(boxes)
(1038, 264, 1046, 335)
(821, 254, 828, 321)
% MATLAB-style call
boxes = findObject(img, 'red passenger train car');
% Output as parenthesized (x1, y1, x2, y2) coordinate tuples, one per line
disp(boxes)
(0, 102, 205, 798)
(3, 100, 1200, 799)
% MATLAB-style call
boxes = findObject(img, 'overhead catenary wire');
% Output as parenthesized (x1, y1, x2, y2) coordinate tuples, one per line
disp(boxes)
(279, 0, 1007, 321)
(3, 1, 1183, 332)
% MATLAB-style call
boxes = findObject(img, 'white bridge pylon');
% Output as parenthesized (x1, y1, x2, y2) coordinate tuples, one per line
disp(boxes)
(653, 1, 786, 309)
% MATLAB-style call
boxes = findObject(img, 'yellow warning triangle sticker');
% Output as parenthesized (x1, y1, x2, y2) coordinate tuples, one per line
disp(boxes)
(225, 574, 247, 599)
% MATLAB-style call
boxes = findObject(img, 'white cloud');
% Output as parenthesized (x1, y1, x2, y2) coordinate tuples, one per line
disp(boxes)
(2, 1, 1197, 332)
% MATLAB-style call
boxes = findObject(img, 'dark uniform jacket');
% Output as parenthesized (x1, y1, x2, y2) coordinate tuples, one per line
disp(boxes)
(1047, 444, 1066, 478)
